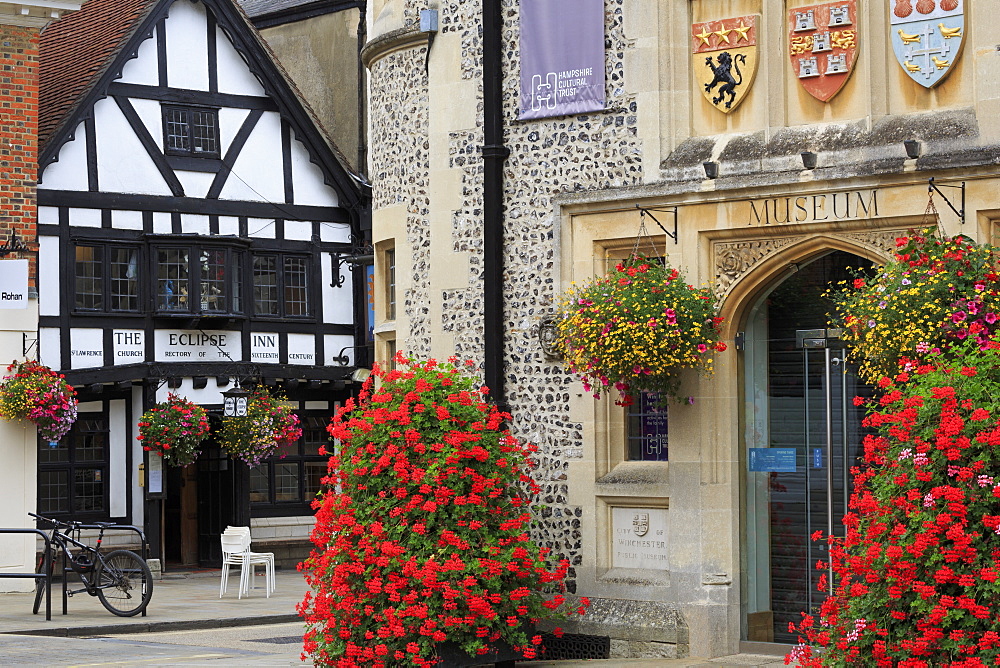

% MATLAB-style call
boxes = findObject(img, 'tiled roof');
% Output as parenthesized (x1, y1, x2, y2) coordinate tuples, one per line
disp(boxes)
(38, 0, 360, 186)
(39, 0, 155, 152)
(238, 0, 319, 19)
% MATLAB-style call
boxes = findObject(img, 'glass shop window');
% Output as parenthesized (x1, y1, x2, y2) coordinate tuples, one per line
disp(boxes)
(626, 392, 668, 461)
(252, 254, 311, 318)
(74, 244, 140, 312)
(250, 416, 330, 514)
(37, 413, 110, 521)
(154, 245, 243, 316)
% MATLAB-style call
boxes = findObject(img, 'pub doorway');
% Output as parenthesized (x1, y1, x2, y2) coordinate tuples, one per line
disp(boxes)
(741, 250, 876, 643)
(163, 434, 248, 569)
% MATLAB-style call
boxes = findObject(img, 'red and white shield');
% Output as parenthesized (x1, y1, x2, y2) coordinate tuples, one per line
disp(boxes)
(788, 1, 859, 102)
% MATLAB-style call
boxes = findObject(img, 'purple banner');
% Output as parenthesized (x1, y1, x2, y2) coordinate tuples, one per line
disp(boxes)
(519, 0, 606, 120)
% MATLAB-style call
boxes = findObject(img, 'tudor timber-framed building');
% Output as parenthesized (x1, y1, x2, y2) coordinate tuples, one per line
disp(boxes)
(363, 0, 1000, 659)
(35, 0, 368, 567)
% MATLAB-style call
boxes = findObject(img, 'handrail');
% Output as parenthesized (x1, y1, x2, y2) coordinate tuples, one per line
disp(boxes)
(0, 528, 52, 621)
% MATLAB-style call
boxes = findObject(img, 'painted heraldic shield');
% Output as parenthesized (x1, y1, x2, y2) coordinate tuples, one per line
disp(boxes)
(692, 15, 759, 114)
(789, 2, 859, 102)
(890, 0, 965, 88)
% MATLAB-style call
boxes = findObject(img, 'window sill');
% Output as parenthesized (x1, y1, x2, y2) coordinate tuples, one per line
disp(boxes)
(165, 155, 222, 173)
(596, 460, 669, 497)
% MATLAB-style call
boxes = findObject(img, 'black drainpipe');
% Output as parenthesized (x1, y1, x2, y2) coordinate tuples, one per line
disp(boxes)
(482, 0, 509, 409)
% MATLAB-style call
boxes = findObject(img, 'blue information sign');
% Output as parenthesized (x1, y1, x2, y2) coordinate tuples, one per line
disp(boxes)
(813, 448, 823, 469)
(748, 448, 797, 472)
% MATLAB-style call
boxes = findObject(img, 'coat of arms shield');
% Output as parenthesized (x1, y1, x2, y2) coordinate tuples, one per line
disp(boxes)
(692, 15, 759, 114)
(890, 0, 965, 88)
(788, 2, 859, 102)
(632, 513, 650, 537)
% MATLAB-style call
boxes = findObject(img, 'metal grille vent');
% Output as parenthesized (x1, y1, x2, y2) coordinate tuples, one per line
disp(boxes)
(540, 632, 611, 660)
(248, 636, 301, 645)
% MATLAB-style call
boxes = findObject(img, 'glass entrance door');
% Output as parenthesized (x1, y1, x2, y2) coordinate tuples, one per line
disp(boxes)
(743, 252, 874, 643)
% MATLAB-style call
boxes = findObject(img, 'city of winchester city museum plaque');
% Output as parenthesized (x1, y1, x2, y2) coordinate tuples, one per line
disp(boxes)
(611, 507, 668, 570)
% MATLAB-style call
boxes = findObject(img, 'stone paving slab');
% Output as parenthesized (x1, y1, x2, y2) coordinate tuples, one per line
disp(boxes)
(0, 568, 307, 637)
(0, 570, 797, 667)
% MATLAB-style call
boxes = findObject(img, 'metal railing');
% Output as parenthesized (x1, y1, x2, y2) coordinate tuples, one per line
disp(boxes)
(0, 528, 53, 620)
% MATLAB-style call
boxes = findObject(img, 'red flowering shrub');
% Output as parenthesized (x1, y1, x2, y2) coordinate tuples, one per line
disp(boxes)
(298, 354, 583, 667)
(790, 341, 1000, 666)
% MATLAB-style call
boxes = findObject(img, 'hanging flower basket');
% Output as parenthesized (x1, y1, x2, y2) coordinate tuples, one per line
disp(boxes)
(830, 230, 1000, 382)
(0, 360, 78, 442)
(218, 388, 302, 467)
(555, 256, 725, 405)
(137, 393, 210, 467)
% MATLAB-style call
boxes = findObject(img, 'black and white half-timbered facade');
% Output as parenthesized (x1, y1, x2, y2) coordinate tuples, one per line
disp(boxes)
(36, 0, 368, 566)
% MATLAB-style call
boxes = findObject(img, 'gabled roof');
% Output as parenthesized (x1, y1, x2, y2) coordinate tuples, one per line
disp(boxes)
(39, 0, 153, 151)
(39, 0, 363, 213)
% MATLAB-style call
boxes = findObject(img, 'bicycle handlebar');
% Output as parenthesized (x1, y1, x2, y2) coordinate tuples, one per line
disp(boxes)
(28, 512, 77, 531)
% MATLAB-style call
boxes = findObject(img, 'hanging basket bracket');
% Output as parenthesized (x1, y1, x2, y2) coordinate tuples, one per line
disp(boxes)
(636, 205, 678, 245)
(928, 177, 965, 225)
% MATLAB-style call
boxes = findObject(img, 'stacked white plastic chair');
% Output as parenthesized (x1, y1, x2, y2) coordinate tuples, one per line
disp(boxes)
(218, 526, 275, 598)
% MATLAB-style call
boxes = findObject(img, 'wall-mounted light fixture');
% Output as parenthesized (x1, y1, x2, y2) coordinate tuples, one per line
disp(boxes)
(800, 151, 818, 170)
(332, 345, 370, 366)
(903, 139, 921, 159)
(222, 385, 251, 418)
(703, 161, 719, 179)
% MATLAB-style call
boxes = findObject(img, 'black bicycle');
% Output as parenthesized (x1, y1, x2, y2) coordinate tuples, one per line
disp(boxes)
(29, 513, 153, 617)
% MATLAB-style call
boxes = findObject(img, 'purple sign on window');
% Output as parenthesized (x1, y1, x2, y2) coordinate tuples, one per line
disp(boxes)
(518, 0, 606, 120)
(639, 392, 668, 460)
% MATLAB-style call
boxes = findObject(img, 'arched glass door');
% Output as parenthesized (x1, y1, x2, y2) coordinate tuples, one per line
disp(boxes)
(742, 251, 875, 643)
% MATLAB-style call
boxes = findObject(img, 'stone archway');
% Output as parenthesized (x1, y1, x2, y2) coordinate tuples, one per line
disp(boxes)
(712, 229, 903, 341)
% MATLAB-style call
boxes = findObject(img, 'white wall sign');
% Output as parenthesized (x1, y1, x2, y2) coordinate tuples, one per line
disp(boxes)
(250, 332, 279, 363)
(611, 507, 669, 570)
(70, 328, 104, 369)
(286, 333, 316, 365)
(0, 259, 28, 309)
(154, 329, 242, 362)
(113, 330, 145, 363)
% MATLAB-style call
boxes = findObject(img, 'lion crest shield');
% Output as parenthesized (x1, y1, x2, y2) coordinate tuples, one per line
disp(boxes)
(692, 15, 759, 114)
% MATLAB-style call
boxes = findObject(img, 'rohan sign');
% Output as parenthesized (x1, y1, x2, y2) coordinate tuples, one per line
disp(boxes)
(747, 188, 878, 226)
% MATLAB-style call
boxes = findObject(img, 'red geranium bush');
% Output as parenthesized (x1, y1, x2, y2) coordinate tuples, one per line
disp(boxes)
(790, 341, 1000, 666)
(298, 354, 583, 667)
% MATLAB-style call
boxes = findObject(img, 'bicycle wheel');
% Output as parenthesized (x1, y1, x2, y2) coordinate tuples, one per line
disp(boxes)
(31, 550, 50, 615)
(94, 550, 153, 617)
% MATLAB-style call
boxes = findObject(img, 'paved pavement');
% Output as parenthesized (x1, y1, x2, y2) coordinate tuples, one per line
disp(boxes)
(0, 568, 794, 666)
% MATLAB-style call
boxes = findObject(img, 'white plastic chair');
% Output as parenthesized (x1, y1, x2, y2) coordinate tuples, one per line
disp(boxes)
(224, 526, 275, 595)
(219, 530, 274, 598)
(226, 527, 275, 593)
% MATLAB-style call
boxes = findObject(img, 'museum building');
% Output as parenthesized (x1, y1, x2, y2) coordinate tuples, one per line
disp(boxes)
(362, 0, 998, 658)
(33, 0, 368, 567)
